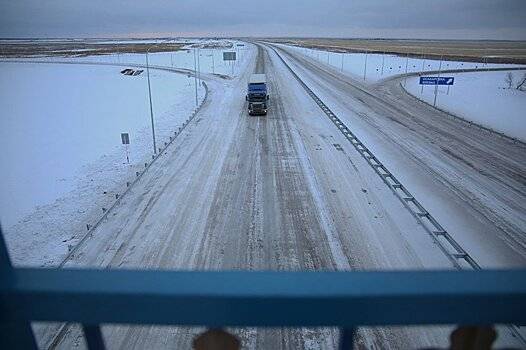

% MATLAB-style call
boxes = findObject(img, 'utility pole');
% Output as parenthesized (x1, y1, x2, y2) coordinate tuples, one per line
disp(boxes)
(420, 49, 425, 94)
(212, 51, 215, 74)
(197, 47, 201, 86)
(433, 55, 443, 107)
(143, 37, 177, 155)
(404, 52, 409, 87)
(193, 48, 198, 106)
(363, 49, 368, 81)
(145, 51, 157, 154)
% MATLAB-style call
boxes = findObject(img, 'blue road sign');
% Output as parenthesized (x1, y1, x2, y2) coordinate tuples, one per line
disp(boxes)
(420, 76, 454, 85)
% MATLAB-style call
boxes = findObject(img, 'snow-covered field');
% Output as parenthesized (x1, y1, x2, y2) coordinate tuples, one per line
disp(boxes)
(10, 40, 249, 78)
(0, 61, 203, 228)
(404, 70, 526, 142)
(278, 43, 519, 83)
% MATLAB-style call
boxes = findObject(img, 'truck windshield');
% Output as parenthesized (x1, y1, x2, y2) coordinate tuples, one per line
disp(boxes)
(249, 83, 266, 91)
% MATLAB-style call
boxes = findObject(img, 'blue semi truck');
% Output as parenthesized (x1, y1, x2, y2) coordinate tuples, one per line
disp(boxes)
(246, 74, 269, 115)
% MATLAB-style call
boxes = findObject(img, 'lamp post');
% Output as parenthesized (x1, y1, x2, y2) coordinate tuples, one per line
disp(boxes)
(145, 38, 174, 155)
(193, 48, 198, 106)
(363, 49, 368, 81)
(433, 55, 443, 107)
(197, 47, 201, 86)
(211, 51, 215, 74)
(145, 49, 157, 155)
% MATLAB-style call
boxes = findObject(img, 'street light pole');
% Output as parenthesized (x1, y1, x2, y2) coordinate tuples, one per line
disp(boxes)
(420, 49, 425, 94)
(212, 50, 215, 74)
(144, 38, 175, 155)
(404, 52, 409, 87)
(363, 49, 368, 81)
(433, 55, 443, 107)
(145, 50, 157, 155)
(197, 47, 201, 86)
(193, 48, 198, 106)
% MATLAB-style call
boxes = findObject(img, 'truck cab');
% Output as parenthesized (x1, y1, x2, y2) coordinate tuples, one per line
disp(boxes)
(246, 74, 269, 115)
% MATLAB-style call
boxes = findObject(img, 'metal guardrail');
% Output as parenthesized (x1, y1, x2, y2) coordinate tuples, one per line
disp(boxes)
(2, 230, 526, 349)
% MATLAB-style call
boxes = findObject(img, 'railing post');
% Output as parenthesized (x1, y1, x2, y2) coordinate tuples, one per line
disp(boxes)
(338, 328, 355, 350)
(82, 324, 106, 350)
(0, 226, 38, 349)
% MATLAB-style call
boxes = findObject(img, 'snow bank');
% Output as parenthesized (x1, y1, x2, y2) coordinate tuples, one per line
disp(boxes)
(404, 70, 526, 142)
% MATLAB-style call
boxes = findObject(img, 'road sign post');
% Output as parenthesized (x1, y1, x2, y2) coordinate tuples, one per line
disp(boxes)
(223, 51, 236, 76)
(121, 133, 130, 164)
(419, 74, 454, 108)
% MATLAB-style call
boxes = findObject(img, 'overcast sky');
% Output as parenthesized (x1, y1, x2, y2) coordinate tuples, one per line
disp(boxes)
(1, 0, 525, 40)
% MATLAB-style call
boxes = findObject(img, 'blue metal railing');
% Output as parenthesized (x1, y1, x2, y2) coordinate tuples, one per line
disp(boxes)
(1, 231, 525, 349)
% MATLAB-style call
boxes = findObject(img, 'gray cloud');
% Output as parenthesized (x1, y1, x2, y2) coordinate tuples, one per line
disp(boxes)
(1, 0, 525, 39)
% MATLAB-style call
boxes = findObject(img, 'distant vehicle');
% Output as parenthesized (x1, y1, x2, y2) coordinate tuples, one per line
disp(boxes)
(246, 74, 269, 115)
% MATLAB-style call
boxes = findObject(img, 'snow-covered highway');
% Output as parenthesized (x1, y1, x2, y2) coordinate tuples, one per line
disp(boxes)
(271, 43, 526, 269)
(6, 42, 524, 349)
